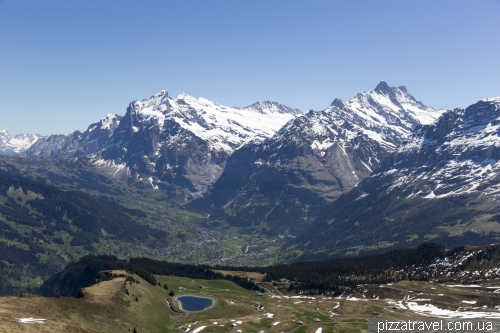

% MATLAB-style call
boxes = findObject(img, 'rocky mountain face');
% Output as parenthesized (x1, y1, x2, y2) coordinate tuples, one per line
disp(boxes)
(290, 97, 500, 259)
(190, 82, 442, 234)
(0, 130, 44, 156)
(26, 91, 300, 200)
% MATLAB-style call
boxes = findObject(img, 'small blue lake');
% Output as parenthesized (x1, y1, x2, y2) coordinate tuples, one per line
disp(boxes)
(176, 295, 215, 312)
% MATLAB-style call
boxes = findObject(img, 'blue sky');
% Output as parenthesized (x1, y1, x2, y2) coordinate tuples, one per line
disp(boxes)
(1, 0, 499, 135)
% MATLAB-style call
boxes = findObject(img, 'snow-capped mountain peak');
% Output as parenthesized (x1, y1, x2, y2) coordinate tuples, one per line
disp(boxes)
(348, 81, 439, 124)
(330, 98, 345, 108)
(241, 101, 302, 116)
(483, 97, 500, 105)
(100, 114, 120, 130)
(373, 80, 392, 94)
(320, 81, 444, 151)
(123, 90, 301, 153)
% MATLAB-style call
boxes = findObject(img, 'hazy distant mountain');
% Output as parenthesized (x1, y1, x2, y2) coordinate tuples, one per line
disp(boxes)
(190, 81, 444, 234)
(0, 130, 44, 156)
(26, 91, 301, 200)
(26, 114, 122, 158)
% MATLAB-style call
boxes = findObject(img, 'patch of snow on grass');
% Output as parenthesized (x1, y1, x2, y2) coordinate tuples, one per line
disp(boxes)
(19, 318, 46, 324)
(192, 326, 206, 333)
(401, 301, 500, 318)
(346, 297, 368, 301)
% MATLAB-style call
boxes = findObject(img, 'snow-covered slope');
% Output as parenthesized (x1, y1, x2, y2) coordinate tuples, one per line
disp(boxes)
(0, 130, 44, 156)
(123, 90, 301, 153)
(381, 97, 500, 199)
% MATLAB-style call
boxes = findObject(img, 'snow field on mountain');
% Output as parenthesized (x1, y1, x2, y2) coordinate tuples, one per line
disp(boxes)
(131, 91, 300, 153)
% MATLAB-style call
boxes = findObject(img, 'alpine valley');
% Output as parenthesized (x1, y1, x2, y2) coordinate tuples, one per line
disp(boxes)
(1, 82, 500, 296)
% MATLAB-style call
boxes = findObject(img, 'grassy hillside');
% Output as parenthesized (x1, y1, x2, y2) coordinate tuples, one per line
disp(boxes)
(0, 270, 172, 333)
(5, 262, 500, 331)
(0, 165, 167, 295)
(288, 182, 500, 259)
(0, 271, 374, 333)
(5, 244, 500, 331)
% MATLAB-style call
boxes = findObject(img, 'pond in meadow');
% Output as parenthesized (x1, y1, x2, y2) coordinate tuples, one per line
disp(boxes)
(176, 295, 215, 312)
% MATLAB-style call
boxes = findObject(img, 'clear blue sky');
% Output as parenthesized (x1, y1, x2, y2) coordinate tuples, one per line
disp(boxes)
(1, 0, 499, 136)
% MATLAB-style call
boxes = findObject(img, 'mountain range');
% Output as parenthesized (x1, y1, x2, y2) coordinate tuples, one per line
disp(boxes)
(23, 91, 301, 200)
(291, 97, 500, 258)
(189, 81, 445, 234)
(1, 82, 499, 262)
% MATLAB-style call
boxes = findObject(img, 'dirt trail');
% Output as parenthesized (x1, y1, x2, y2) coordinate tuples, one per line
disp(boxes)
(167, 298, 190, 331)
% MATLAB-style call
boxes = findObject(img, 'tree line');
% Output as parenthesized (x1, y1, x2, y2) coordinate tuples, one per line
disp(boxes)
(40, 254, 261, 297)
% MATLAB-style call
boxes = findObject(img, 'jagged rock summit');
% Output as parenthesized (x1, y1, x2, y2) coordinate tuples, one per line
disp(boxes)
(335, 80, 443, 150)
